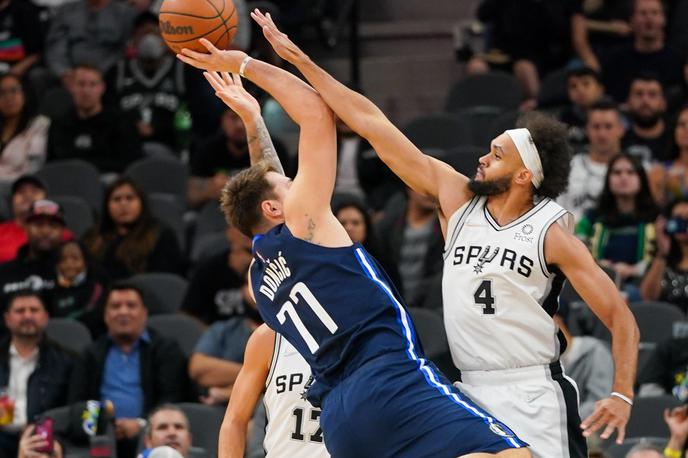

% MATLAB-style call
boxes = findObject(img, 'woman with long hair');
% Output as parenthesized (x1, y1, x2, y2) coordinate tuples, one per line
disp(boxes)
(84, 177, 184, 279)
(0, 74, 49, 184)
(649, 105, 688, 204)
(641, 198, 688, 313)
(576, 153, 658, 297)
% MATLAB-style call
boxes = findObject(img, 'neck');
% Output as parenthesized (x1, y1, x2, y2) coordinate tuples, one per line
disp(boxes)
(112, 335, 138, 353)
(77, 104, 102, 119)
(633, 119, 664, 138)
(615, 195, 636, 214)
(635, 35, 664, 53)
(2, 116, 19, 139)
(11, 336, 40, 357)
(588, 147, 619, 163)
(677, 148, 688, 165)
(486, 189, 534, 226)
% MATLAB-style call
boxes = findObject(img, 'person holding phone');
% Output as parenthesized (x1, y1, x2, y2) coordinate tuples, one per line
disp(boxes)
(641, 198, 688, 312)
(17, 423, 63, 458)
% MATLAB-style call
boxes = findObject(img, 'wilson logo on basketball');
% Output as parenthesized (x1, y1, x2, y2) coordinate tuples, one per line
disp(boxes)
(160, 21, 194, 35)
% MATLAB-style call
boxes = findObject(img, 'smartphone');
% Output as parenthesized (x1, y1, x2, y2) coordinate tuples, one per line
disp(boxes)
(34, 417, 54, 454)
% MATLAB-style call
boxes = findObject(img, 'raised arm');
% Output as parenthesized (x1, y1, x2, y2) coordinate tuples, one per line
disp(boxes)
(546, 224, 639, 444)
(250, 10, 472, 220)
(219, 325, 274, 458)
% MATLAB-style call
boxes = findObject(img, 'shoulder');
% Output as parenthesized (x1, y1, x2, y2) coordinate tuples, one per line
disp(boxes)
(244, 324, 275, 367)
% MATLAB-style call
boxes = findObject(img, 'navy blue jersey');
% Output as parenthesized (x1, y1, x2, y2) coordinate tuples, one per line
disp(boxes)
(251, 224, 420, 404)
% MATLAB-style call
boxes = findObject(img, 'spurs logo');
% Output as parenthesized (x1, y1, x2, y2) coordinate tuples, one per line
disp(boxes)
(474, 246, 500, 274)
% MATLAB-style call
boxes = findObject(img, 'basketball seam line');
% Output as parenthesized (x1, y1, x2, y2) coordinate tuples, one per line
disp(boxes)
(202, 0, 232, 47)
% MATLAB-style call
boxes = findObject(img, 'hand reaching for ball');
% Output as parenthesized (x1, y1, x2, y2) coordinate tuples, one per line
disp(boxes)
(203, 71, 261, 120)
(177, 38, 246, 73)
(250, 9, 306, 64)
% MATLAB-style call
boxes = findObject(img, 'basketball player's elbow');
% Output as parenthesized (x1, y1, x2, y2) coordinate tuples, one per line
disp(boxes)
(296, 97, 333, 126)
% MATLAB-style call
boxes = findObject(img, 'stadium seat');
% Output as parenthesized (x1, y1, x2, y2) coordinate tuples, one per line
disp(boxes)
(128, 273, 189, 315)
(537, 67, 570, 108)
(52, 195, 94, 238)
(401, 113, 473, 150)
(190, 232, 230, 264)
(444, 73, 523, 113)
(175, 403, 225, 457)
(452, 109, 503, 147)
(46, 318, 92, 355)
(194, 201, 227, 240)
(487, 110, 521, 141)
(625, 395, 681, 438)
(603, 437, 667, 458)
(407, 307, 449, 360)
(441, 145, 484, 177)
(147, 314, 204, 357)
(148, 193, 186, 250)
(124, 156, 189, 205)
(142, 142, 178, 160)
(36, 160, 103, 212)
(630, 301, 686, 345)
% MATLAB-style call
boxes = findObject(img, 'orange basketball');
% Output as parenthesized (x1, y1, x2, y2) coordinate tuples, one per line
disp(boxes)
(159, 0, 238, 54)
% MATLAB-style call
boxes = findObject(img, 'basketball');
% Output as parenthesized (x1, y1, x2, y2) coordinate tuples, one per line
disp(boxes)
(159, 0, 238, 54)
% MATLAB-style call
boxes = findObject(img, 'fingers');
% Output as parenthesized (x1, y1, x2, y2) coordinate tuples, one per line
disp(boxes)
(615, 424, 626, 445)
(203, 72, 225, 93)
(599, 421, 618, 440)
(199, 38, 219, 54)
(582, 413, 611, 437)
(231, 73, 242, 86)
(177, 53, 208, 70)
(580, 406, 603, 430)
(221, 71, 234, 86)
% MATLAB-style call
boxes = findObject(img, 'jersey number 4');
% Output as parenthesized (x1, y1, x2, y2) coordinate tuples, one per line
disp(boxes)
(277, 282, 339, 353)
(292, 407, 323, 443)
(474, 280, 496, 315)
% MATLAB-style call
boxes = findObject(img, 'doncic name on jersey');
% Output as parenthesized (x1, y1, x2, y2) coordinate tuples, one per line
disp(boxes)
(451, 245, 534, 278)
(257, 251, 292, 301)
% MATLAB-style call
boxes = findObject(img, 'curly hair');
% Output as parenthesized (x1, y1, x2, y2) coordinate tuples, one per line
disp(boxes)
(220, 162, 277, 237)
(516, 111, 571, 199)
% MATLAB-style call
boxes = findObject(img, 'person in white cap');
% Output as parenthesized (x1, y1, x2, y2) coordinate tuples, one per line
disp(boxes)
(227, 11, 639, 458)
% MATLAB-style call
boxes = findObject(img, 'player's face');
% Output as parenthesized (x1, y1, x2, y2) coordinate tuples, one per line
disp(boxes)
(608, 158, 640, 197)
(632, 0, 665, 40)
(469, 133, 519, 196)
(675, 109, 688, 150)
(4, 296, 49, 339)
(108, 184, 143, 226)
(567, 76, 603, 108)
(145, 409, 192, 455)
(0, 76, 25, 118)
(586, 110, 624, 155)
(336, 206, 366, 243)
(104, 289, 148, 340)
(71, 68, 105, 111)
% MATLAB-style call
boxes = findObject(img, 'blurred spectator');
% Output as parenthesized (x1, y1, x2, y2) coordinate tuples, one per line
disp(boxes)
(187, 108, 290, 209)
(622, 74, 671, 163)
(559, 68, 606, 151)
(141, 404, 191, 458)
(188, 298, 262, 406)
(45, 0, 136, 86)
(17, 424, 65, 458)
(0, 75, 49, 185)
(0, 200, 70, 297)
(555, 314, 613, 419)
(664, 405, 688, 458)
(83, 177, 184, 280)
(50, 240, 108, 337)
(376, 188, 443, 308)
(625, 443, 663, 457)
(333, 197, 400, 286)
(601, 0, 683, 103)
(580, 0, 633, 52)
(0, 0, 42, 76)
(181, 227, 253, 325)
(558, 100, 625, 220)
(0, 175, 71, 264)
(468, 0, 585, 106)
(0, 292, 74, 457)
(648, 105, 688, 204)
(68, 283, 187, 458)
(576, 153, 658, 298)
(640, 199, 688, 312)
(47, 64, 142, 175)
(114, 12, 185, 151)
(637, 334, 688, 398)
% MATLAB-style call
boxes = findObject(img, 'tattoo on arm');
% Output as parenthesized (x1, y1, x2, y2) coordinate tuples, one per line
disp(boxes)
(247, 118, 285, 175)
(304, 218, 316, 242)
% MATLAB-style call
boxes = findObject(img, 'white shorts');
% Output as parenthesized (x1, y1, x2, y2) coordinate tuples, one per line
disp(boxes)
(455, 362, 587, 458)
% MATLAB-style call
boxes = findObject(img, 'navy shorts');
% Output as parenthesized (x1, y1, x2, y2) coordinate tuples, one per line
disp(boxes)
(319, 353, 528, 458)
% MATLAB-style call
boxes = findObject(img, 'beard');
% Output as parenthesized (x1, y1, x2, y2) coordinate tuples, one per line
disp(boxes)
(631, 110, 662, 129)
(468, 176, 512, 196)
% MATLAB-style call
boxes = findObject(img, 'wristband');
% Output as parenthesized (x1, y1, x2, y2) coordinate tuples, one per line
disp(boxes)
(239, 55, 252, 78)
(664, 447, 681, 458)
(610, 391, 634, 406)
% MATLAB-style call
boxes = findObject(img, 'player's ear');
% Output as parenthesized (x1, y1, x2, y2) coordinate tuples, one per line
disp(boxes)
(514, 168, 532, 186)
(260, 198, 283, 218)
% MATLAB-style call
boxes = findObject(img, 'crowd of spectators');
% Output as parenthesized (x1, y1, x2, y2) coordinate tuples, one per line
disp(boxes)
(0, 0, 686, 456)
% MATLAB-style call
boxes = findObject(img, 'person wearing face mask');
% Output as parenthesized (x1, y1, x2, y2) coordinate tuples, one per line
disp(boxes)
(114, 12, 185, 151)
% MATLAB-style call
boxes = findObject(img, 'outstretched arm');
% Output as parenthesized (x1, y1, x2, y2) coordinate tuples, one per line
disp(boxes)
(249, 10, 472, 221)
(203, 72, 284, 174)
(546, 224, 639, 444)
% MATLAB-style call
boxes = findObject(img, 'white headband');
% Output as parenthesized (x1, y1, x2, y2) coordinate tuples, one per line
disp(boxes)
(505, 128, 544, 189)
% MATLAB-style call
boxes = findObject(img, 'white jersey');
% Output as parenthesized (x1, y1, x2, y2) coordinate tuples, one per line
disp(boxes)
(442, 196, 572, 371)
(263, 334, 329, 458)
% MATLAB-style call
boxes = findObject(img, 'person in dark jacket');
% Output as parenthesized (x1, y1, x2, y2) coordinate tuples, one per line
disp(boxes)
(0, 291, 74, 457)
(68, 283, 187, 458)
